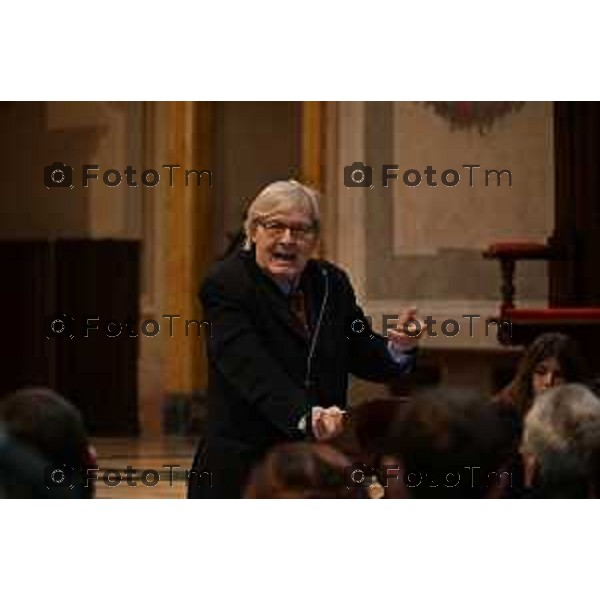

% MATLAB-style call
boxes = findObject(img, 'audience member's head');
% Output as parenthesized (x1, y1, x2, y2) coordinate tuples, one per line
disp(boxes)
(244, 442, 368, 498)
(380, 389, 516, 498)
(328, 398, 408, 467)
(0, 425, 76, 498)
(581, 420, 600, 498)
(0, 387, 95, 498)
(507, 333, 587, 418)
(521, 383, 600, 498)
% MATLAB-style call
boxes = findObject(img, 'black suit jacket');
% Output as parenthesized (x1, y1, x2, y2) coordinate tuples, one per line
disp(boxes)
(189, 249, 415, 498)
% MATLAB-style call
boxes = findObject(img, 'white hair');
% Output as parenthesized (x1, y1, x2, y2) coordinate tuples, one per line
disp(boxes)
(243, 180, 320, 250)
(522, 384, 600, 485)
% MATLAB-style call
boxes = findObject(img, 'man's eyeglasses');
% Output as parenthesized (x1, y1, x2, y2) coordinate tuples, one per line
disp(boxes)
(257, 220, 318, 240)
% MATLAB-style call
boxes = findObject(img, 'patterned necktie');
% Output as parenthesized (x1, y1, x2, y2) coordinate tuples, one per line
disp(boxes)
(289, 289, 310, 337)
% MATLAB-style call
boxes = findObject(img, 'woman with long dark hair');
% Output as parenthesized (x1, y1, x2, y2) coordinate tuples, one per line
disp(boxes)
(493, 332, 589, 496)
(496, 332, 588, 419)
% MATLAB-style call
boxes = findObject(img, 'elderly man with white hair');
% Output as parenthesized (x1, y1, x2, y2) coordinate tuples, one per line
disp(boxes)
(188, 180, 420, 498)
(521, 383, 600, 498)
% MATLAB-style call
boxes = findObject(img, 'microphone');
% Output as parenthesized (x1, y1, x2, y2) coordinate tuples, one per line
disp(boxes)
(304, 266, 329, 391)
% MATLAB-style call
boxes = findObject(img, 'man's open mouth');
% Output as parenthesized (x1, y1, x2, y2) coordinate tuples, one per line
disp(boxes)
(272, 251, 297, 263)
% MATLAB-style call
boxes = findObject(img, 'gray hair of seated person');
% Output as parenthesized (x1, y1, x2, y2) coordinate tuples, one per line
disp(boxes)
(522, 383, 600, 489)
(242, 180, 320, 250)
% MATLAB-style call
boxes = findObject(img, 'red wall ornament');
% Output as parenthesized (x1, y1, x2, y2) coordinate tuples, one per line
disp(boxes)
(422, 101, 525, 134)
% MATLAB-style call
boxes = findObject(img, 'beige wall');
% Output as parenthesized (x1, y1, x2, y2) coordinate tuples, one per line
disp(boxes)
(0, 102, 90, 238)
(0, 101, 144, 240)
(329, 101, 554, 349)
(211, 101, 300, 257)
(391, 101, 553, 254)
